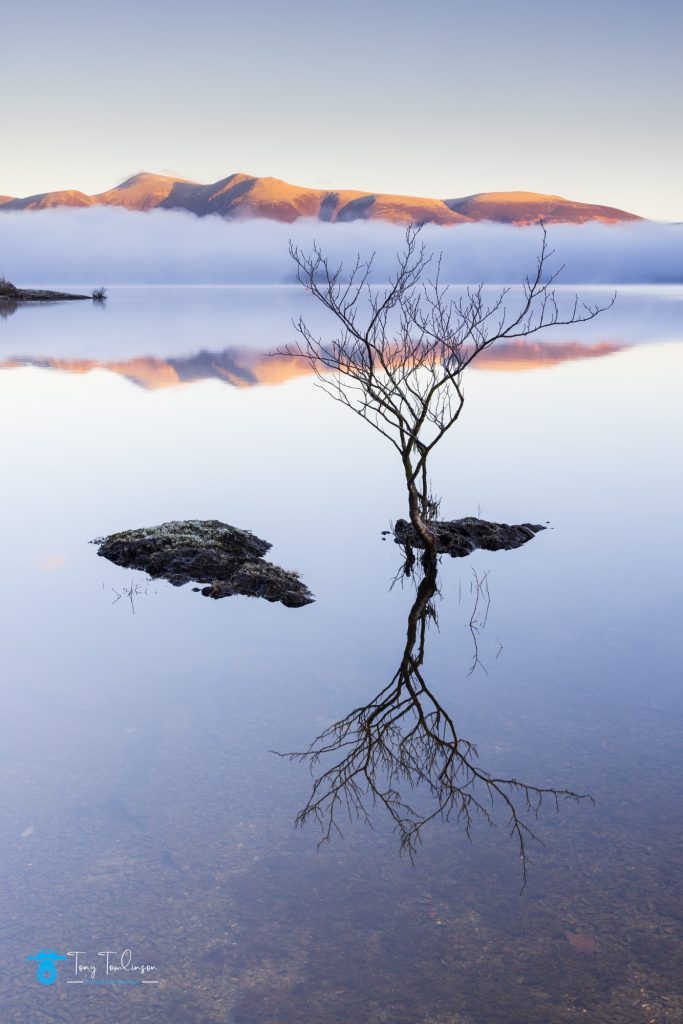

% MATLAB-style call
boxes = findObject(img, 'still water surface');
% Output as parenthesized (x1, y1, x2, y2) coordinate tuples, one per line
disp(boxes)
(0, 287, 681, 1022)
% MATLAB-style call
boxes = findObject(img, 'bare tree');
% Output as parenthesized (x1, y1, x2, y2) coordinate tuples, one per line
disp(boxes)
(277, 564, 591, 888)
(283, 224, 614, 566)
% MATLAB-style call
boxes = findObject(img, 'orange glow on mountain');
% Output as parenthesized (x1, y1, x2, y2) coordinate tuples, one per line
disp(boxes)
(7, 190, 94, 211)
(0, 173, 642, 225)
(445, 191, 636, 226)
(95, 172, 199, 211)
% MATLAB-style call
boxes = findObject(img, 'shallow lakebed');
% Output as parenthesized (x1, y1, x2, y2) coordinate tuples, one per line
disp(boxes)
(0, 286, 681, 1023)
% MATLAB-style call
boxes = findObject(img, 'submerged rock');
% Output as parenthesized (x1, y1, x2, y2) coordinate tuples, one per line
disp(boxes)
(93, 519, 313, 608)
(393, 517, 545, 557)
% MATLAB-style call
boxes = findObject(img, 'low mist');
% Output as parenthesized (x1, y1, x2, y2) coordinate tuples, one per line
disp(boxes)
(1, 207, 681, 286)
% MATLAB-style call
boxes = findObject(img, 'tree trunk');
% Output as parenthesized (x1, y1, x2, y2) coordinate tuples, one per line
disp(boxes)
(405, 468, 438, 567)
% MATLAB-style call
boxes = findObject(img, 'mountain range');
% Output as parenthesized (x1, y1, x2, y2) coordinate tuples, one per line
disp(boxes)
(0, 173, 642, 226)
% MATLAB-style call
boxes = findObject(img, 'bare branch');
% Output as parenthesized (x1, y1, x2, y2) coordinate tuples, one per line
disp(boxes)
(277, 222, 614, 565)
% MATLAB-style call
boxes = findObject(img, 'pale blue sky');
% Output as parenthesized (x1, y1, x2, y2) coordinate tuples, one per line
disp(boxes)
(3, 0, 681, 219)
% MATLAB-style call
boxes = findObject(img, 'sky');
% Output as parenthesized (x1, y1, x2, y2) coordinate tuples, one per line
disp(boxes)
(2, 0, 682, 220)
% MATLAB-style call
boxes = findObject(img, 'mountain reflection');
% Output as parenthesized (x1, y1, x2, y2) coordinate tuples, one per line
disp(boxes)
(280, 564, 590, 886)
(0, 340, 622, 388)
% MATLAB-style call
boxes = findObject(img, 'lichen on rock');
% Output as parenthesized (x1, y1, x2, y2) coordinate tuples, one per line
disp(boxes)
(93, 519, 313, 608)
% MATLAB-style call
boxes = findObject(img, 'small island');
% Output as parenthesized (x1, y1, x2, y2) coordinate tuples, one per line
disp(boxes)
(0, 277, 105, 306)
(93, 519, 314, 608)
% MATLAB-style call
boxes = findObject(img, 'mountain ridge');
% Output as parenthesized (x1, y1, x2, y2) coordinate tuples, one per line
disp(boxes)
(0, 173, 642, 226)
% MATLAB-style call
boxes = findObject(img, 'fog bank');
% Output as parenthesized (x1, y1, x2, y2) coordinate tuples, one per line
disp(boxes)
(1, 207, 681, 286)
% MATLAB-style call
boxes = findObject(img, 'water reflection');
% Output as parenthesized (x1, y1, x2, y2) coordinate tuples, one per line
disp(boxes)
(0, 293, 680, 1021)
(0, 339, 625, 388)
(283, 561, 591, 887)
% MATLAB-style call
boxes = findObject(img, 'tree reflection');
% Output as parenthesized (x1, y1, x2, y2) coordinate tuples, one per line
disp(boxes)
(0, 300, 17, 319)
(280, 564, 591, 887)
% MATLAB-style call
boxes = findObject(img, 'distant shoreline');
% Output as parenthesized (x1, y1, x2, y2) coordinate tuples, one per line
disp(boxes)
(0, 280, 104, 305)
(0, 288, 89, 303)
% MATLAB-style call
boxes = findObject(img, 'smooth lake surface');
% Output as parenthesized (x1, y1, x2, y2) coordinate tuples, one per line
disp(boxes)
(0, 286, 682, 1023)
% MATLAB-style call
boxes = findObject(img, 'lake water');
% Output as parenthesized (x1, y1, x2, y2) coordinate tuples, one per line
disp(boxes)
(1, 286, 681, 1023)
